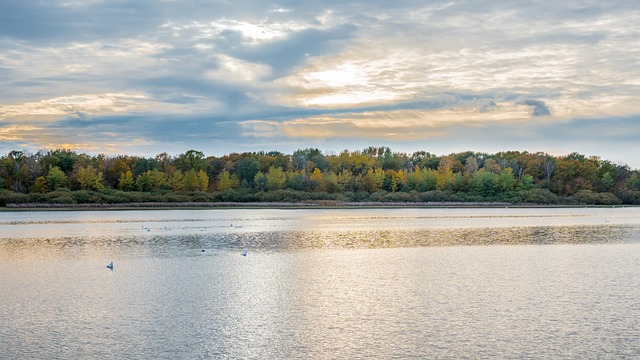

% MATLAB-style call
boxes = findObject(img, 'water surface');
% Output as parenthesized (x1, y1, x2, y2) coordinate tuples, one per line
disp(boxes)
(1, 207, 640, 358)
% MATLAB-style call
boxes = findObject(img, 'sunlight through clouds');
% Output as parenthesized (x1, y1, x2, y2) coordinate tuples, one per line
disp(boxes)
(242, 103, 536, 140)
(205, 55, 271, 83)
(0, 0, 639, 166)
(0, 93, 148, 120)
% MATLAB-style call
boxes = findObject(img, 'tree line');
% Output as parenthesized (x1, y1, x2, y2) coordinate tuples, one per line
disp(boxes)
(1, 147, 640, 206)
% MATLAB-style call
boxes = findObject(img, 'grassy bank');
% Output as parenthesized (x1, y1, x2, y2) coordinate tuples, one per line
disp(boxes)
(1, 187, 634, 210)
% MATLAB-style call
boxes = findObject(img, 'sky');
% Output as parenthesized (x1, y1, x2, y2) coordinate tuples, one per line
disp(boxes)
(1, 1, 639, 168)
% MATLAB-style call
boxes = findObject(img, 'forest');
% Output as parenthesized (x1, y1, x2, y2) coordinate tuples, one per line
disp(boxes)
(1, 147, 640, 207)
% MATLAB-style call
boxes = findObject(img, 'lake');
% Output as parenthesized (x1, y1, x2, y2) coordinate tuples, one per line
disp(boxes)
(1, 207, 640, 359)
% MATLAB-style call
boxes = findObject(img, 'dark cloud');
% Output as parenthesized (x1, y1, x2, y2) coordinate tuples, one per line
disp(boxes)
(519, 99, 551, 116)
(229, 24, 357, 78)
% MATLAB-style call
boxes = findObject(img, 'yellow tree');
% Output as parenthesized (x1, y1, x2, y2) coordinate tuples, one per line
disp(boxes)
(388, 169, 407, 192)
(266, 166, 286, 190)
(118, 170, 134, 191)
(216, 169, 239, 191)
(33, 176, 47, 193)
(195, 170, 209, 191)
(337, 170, 355, 192)
(324, 171, 340, 193)
(309, 168, 323, 191)
(76, 165, 104, 191)
(361, 167, 385, 193)
(168, 171, 184, 191)
(436, 168, 456, 191)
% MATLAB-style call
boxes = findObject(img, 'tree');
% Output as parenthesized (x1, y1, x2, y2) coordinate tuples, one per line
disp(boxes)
(361, 168, 384, 193)
(136, 169, 168, 191)
(132, 157, 157, 177)
(175, 150, 206, 172)
(498, 168, 516, 192)
(118, 170, 135, 191)
(519, 174, 535, 190)
(168, 171, 184, 191)
(543, 157, 555, 186)
(285, 170, 307, 191)
(266, 166, 286, 190)
(236, 158, 261, 187)
(33, 176, 48, 193)
(76, 166, 104, 191)
(155, 152, 175, 174)
(182, 169, 209, 191)
(105, 157, 131, 188)
(46, 166, 68, 190)
(254, 171, 267, 191)
(309, 168, 324, 191)
(195, 170, 209, 192)
(216, 169, 240, 191)
(337, 170, 355, 192)
(464, 156, 479, 175)
(483, 158, 502, 173)
(602, 172, 615, 190)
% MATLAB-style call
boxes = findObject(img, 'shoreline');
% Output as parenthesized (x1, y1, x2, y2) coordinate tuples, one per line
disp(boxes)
(1, 201, 633, 211)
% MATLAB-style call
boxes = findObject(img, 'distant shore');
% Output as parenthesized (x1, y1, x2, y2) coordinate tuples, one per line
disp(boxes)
(1, 201, 632, 211)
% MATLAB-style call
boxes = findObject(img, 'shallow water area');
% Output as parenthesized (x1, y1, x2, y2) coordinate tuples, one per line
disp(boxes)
(2, 207, 640, 358)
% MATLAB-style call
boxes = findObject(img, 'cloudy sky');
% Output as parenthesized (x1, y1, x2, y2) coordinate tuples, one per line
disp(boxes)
(1, 1, 639, 167)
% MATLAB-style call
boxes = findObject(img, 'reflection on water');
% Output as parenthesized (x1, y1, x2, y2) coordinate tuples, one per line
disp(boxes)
(2, 225, 639, 260)
(1, 208, 640, 358)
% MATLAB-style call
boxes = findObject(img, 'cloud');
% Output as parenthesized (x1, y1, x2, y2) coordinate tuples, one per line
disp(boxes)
(519, 100, 551, 117)
(1, 0, 640, 168)
(241, 101, 535, 141)
(230, 24, 358, 78)
(0, 93, 149, 121)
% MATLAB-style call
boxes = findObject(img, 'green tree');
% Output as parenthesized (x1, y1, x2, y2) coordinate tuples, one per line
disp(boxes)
(422, 169, 438, 192)
(236, 158, 261, 187)
(519, 174, 535, 190)
(46, 165, 68, 190)
(175, 150, 206, 172)
(602, 172, 615, 190)
(132, 157, 157, 177)
(254, 171, 267, 191)
(498, 168, 516, 192)
(285, 170, 307, 191)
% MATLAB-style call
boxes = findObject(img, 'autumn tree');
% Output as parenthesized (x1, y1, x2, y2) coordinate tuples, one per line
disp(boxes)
(216, 169, 240, 191)
(266, 166, 286, 190)
(75, 165, 104, 191)
(118, 170, 135, 191)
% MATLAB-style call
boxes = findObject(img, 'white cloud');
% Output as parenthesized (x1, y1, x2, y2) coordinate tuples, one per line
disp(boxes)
(205, 55, 271, 83)
(242, 103, 536, 140)
(164, 18, 312, 44)
(0, 93, 148, 120)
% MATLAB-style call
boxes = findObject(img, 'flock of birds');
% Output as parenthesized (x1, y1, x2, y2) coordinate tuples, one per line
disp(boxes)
(107, 222, 248, 270)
